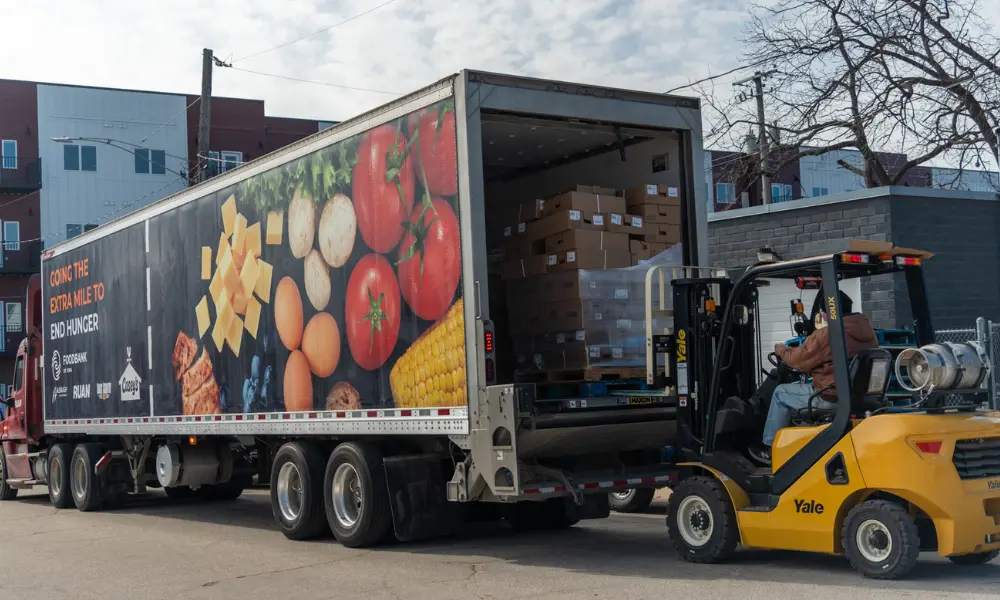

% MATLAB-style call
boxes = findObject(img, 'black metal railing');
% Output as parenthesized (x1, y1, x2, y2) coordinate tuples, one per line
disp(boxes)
(0, 157, 42, 191)
(0, 240, 42, 274)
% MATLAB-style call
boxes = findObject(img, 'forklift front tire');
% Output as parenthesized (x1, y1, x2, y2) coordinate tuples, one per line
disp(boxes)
(666, 476, 738, 563)
(948, 550, 999, 565)
(842, 500, 920, 580)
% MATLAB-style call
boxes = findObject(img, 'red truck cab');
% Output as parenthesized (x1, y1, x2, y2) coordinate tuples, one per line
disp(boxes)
(1, 274, 45, 484)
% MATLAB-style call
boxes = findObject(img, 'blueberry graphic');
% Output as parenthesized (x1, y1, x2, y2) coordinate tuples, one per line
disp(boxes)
(263, 365, 273, 388)
(219, 386, 229, 411)
(251, 355, 261, 381)
(242, 378, 254, 413)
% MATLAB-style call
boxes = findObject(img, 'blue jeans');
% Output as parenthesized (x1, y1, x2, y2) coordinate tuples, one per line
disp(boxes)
(763, 381, 836, 446)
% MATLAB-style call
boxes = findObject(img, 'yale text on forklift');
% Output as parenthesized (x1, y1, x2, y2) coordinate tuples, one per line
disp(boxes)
(794, 499, 825, 514)
(989, 480, 1000, 490)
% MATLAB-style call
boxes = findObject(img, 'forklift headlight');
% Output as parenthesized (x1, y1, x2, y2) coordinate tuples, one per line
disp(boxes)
(867, 357, 890, 394)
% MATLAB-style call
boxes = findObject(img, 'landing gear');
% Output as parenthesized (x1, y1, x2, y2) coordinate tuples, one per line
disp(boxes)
(842, 500, 920, 579)
(666, 477, 738, 563)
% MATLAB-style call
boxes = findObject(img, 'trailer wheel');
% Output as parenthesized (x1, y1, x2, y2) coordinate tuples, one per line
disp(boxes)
(70, 443, 105, 512)
(666, 477, 738, 563)
(270, 442, 328, 540)
(948, 550, 999, 565)
(610, 488, 655, 513)
(842, 500, 920, 580)
(0, 447, 17, 500)
(47, 443, 75, 508)
(324, 442, 392, 548)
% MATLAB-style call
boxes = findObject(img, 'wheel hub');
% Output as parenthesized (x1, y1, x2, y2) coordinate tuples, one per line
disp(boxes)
(676, 496, 715, 548)
(275, 462, 303, 523)
(856, 519, 893, 563)
(332, 463, 363, 530)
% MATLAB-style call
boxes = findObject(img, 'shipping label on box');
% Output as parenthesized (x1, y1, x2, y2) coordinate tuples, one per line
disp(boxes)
(527, 209, 606, 241)
(607, 213, 646, 235)
(620, 184, 682, 207)
(544, 191, 626, 216)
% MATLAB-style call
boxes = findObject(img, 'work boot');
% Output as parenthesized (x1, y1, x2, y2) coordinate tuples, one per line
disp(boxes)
(748, 443, 772, 466)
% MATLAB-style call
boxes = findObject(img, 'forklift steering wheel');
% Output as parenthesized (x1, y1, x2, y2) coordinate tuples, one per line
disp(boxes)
(768, 352, 783, 368)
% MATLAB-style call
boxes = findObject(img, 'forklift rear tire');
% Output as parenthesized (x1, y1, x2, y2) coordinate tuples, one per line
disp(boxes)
(842, 500, 920, 580)
(0, 448, 18, 500)
(948, 550, 999, 565)
(70, 443, 105, 512)
(666, 477, 738, 563)
(270, 442, 329, 540)
(610, 488, 656, 513)
(47, 443, 75, 508)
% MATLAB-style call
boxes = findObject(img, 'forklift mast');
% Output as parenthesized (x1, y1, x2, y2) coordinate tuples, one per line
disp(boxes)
(670, 275, 758, 455)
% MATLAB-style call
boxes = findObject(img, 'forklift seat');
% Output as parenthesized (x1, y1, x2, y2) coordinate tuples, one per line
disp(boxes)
(792, 348, 893, 425)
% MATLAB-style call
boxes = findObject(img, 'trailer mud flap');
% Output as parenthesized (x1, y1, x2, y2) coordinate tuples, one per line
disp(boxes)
(384, 455, 460, 542)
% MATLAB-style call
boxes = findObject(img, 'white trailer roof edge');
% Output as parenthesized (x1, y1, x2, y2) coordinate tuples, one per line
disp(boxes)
(44, 74, 460, 259)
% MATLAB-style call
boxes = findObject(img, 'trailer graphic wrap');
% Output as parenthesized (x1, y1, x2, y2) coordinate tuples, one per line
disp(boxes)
(44, 224, 150, 419)
(45, 98, 465, 421)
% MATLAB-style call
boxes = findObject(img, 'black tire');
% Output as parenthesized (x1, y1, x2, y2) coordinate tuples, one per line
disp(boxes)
(47, 443, 74, 508)
(0, 447, 17, 500)
(270, 442, 328, 540)
(324, 442, 392, 548)
(206, 472, 252, 501)
(70, 443, 105, 512)
(609, 488, 656, 513)
(842, 500, 920, 580)
(666, 477, 739, 563)
(164, 485, 194, 499)
(948, 550, 999, 565)
(504, 499, 580, 531)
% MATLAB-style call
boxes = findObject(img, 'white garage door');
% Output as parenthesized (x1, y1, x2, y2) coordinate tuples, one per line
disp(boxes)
(756, 277, 862, 369)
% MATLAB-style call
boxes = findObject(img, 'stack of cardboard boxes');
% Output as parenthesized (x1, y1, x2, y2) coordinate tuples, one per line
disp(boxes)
(499, 184, 682, 376)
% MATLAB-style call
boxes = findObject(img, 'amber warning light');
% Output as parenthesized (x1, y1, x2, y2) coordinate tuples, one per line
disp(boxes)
(895, 256, 921, 267)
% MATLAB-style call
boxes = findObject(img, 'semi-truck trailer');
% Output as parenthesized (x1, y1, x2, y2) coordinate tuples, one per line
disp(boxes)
(0, 70, 706, 545)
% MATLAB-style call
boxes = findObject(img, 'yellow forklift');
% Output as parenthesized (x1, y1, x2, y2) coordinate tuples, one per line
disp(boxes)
(662, 242, 1000, 579)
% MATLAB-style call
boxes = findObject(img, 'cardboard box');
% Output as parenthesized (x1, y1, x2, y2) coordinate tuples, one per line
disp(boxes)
(501, 255, 548, 280)
(606, 213, 646, 236)
(561, 184, 617, 196)
(629, 240, 669, 261)
(544, 191, 626, 217)
(505, 271, 634, 305)
(511, 299, 635, 335)
(501, 221, 529, 241)
(620, 184, 682, 207)
(546, 248, 632, 273)
(504, 237, 546, 259)
(544, 230, 629, 254)
(528, 209, 606, 241)
(643, 222, 682, 245)
(631, 203, 681, 225)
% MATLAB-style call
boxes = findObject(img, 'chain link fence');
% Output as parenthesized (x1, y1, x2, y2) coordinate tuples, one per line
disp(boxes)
(934, 318, 999, 410)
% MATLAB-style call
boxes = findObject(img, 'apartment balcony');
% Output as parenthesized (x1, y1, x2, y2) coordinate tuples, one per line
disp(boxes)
(0, 241, 42, 274)
(0, 157, 42, 192)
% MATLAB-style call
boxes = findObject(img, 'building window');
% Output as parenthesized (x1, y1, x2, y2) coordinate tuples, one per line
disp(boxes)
(81, 145, 97, 172)
(205, 151, 220, 178)
(1, 140, 16, 169)
(64, 144, 79, 170)
(64, 144, 97, 171)
(135, 149, 167, 175)
(716, 182, 736, 206)
(151, 150, 166, 175)
(5, 302, 21, 333)
(221, 151, 243, 172)
(135, 148, 150, 174)
(3, 221, 19, 251)
(811, 187, 830, 197)
(771, 183, 793, 203)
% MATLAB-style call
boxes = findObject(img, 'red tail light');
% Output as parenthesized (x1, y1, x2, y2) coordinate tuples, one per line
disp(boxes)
(484, 330, 494, 354)
(840, 253, 870, 264)
(485, 358, 496, 383)
(895, 256, 922, 267)
(915, 441, 942, 454)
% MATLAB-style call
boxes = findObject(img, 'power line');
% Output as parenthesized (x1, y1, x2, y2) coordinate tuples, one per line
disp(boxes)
(224, 65, 402, 96)
(234, 0, 404, 63)
(139, 96, 201, 145)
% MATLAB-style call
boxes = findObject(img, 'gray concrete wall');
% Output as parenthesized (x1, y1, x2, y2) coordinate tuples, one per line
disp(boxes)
(708, 187, 999, 331)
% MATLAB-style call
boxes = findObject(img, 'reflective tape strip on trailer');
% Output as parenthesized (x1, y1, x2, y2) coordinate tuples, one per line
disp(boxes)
(521, 474, 676, 496)
(43, 407, 470, 436)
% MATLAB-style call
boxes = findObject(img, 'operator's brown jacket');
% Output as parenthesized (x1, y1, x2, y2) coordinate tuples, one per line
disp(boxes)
(778, 314, 878, 400)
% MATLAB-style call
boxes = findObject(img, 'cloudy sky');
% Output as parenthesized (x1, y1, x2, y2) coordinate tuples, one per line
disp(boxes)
(2, 0, 751, 121)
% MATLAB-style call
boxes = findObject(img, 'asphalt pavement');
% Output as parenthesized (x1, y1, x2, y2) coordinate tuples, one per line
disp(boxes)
(0, 488, 997, 600)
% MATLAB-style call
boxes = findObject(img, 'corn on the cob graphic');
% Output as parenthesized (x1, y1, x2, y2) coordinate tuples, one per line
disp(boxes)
(390, 299, 467, 408)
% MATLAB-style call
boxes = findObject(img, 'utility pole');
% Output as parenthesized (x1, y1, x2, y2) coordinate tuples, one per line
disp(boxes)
(197, 48, 213, 183)
(734, 70, 777, 205)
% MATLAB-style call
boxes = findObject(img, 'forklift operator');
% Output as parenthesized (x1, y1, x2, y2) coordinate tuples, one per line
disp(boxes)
(753, 292, 877, 463)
